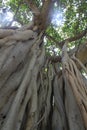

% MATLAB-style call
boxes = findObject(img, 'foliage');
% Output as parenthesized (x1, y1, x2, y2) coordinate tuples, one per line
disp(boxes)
(0, 0, 87, 54)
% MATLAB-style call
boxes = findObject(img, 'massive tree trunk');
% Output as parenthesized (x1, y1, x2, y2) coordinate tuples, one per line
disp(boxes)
(0, 1, 87, 130)
(0, 23, 87, 130)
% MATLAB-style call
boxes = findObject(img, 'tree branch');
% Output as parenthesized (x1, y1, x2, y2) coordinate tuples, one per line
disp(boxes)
(25, 0, 40, 16)
(60, 27, 87, 47)
(46, 27, 87, 49)
(31, 0, 55, 32)
(41, 0, 54, 28)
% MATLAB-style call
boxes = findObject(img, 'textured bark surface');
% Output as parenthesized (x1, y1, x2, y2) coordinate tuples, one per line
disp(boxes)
(0, 26, 87, 130)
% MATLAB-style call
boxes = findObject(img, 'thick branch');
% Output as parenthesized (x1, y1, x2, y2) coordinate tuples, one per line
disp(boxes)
(29, 0, 54, 32)
(41, 0, 54, 29)
(60, 27, 87, 47)
(46, 27, 87, 49)
(25, 0, 40, 15)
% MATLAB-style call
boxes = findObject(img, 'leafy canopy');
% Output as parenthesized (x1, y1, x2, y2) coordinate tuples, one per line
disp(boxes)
(0, 0, 87, 55)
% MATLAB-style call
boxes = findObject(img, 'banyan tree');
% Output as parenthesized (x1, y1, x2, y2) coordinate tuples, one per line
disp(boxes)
(0, 0, 87, 130)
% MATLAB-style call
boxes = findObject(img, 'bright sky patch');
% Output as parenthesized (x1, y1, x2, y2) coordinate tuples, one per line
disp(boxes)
(51, 10, 64, 27)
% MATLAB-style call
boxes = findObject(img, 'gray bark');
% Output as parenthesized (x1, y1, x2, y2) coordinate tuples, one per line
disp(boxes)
(0, 26, 86, 130)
